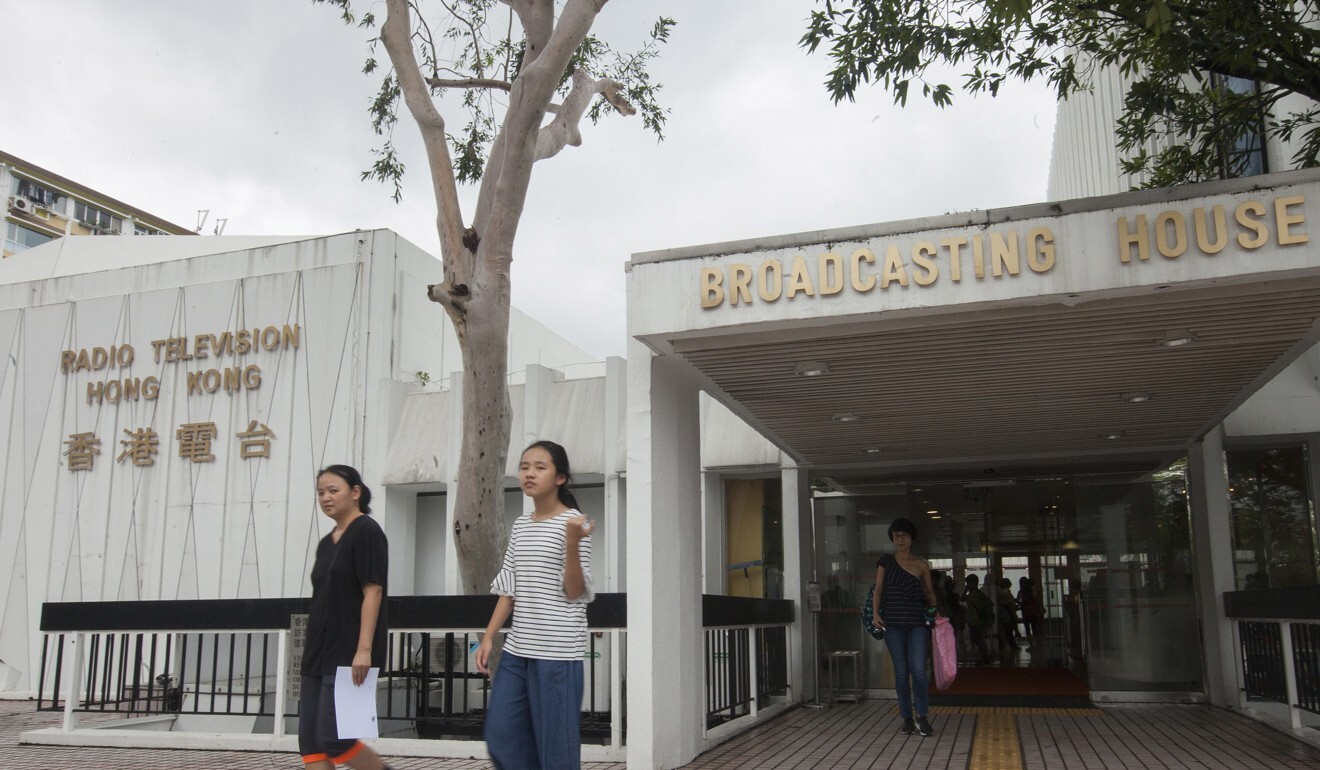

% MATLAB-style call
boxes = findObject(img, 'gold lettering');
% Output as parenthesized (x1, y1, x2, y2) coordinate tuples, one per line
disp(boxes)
(91, 347, 108, 370)
(818, 252, 845, 296)
(971, 235, 987, 279)
(729, 264, 753, 305)
(758, 259, 783, 302)
(1275, 194, 1309, 245)
(151, 339, 166, 363)
(261, 326, 281, 350)
(243, 365, 261, 389)
(142, 376, 160, 399)
(194, 334, 210, 359)
(1193, 206, 1228, 254)
(1027, 228, 1055, 272)
(699, 267, 725, 309)
(203, 369, 221, 393)
(786, 255, 816, 298)
(1155, 211, 1187, 258)
(123, 378, 138, 400)
(282, 324, 301, 349)
(60, 350, 75, 373)
(942, 237, 967, 282)
(990, 231, 1019, 277)
(86, 381, 103, 404)
(214, 332, 233, 356)
(187, 370, 205, 395)
(224, 366, 242, 392)
(880, 244, 909, 288)
(1235, 200, 1268, 249)
(911, 242, 938, 286)
(236, 330, 252, 354)
(1117, 214, 1150, 263)
(104, 379, 121, 403)
(75, 350, 91, 372)
(850, 248, 877, 292)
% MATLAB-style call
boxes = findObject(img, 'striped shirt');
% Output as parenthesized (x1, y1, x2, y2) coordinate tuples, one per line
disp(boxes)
(490, 509, 594, 660)
(878, 554, 928, 629)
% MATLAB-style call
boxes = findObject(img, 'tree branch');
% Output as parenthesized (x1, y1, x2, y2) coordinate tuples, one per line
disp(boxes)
(536, 69, 635, 160)
(382, 0, 472, 288)
(426, 76, 513, 92)
(473, 0, 607, 249)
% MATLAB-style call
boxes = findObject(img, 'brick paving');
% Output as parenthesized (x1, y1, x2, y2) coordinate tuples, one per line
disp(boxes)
(4, 698, 1320, 769)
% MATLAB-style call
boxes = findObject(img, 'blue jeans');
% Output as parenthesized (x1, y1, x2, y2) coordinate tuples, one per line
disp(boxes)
(884, 626, 930, 718)
(484, 653, 584, 770)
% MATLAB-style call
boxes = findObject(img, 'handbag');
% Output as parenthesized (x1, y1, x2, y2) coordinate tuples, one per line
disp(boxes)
(932, 615, 958, 690)
(861, 584, 884, 640)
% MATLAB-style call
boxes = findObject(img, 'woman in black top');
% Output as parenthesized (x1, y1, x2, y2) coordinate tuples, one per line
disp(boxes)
(298, 465, 394, 770)
(872, 517, 938, 737)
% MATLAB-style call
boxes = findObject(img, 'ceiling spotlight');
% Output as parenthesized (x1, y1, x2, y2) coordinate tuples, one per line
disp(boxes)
(1122, 392, 1152, 403)
(794, 360, 830, 377)
(1100, 431, 1126, 440)
(831, 413, 861, 423)
(862, 447, 882, 454)
(1157, 332, 1196, 348)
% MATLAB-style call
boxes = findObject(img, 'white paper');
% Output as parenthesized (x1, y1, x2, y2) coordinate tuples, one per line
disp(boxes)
(334, 666, 380, 739)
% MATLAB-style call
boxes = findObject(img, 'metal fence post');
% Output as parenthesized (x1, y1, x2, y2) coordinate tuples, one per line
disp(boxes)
(610, 629, 623, 749)
(748, 627, 759, 719)
(1279, 621, 1301, 731)
(62, 633, 83, 732)
(273, 629, 289, 738)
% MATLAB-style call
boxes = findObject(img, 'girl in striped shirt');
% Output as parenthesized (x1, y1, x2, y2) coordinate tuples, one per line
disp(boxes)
(476, 440, 595, 770)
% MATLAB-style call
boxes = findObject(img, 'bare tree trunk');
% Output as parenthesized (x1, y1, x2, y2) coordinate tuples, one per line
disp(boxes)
(449, 286, 513, 595)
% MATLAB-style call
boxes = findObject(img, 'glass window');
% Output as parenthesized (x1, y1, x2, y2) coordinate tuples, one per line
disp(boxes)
(1227, 444, 1318, 589)
(73, 201, 123, 233)
(1215, 75, 1268, 179)
(10, 177, 60, 208)
(1073, 463, 1201, 691)
(4, 222, 55, 253)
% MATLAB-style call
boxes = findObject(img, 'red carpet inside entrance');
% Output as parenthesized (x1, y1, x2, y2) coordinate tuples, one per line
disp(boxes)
(940, 666, 1088, 697)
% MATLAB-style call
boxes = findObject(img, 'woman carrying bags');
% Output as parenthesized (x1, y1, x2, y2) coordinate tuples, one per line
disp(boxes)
(872, 517, 938, 737)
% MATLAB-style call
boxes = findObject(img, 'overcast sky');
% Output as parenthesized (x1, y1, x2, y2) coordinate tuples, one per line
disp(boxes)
(2, 0, 1059, 359)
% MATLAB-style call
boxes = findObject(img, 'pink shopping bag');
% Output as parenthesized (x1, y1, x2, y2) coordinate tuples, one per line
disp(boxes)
(932, 616, 958, 691)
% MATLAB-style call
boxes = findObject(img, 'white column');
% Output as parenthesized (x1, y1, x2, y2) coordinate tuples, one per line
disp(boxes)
(702, 470, 726, 594)
(626, 343, 704, 770)
(603, 356, 626, 592)
(781, 462, 812, 703)
(1187, 425, 1237, 706)
(523, 363, 558, 447)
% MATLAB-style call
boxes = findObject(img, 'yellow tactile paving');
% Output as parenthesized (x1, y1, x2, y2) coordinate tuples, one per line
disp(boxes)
(927, 706, 1102, 770)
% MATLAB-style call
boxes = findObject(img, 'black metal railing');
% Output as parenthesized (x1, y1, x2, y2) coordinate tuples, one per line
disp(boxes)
(1224, 585, 1320, 716)
(39, 591, 796, 743)
(38, 594, 627, 744)
(701, 595, 793, 727)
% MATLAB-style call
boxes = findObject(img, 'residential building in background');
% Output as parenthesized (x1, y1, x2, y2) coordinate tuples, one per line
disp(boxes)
(2, 150, 194, 258)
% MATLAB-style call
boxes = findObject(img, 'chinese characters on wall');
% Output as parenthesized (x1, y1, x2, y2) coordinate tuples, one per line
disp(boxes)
(64, 421, 276, 471)
(58, 322, 297, 472)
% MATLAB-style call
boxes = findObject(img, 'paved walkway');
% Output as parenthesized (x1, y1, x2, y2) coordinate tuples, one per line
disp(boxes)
(4, 699, 1320, 769)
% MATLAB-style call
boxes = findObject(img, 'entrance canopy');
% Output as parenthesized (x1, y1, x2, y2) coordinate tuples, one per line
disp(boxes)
(627, 170, 1320, 487)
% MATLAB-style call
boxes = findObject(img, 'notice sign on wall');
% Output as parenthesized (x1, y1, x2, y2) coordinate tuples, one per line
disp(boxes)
(288, 613, 308, 702)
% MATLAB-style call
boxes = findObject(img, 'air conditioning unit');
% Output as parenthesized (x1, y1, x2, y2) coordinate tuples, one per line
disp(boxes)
(9, 196, 32, 214)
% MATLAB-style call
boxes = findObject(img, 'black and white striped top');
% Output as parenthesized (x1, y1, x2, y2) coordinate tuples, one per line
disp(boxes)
(490, 509, 594, 660)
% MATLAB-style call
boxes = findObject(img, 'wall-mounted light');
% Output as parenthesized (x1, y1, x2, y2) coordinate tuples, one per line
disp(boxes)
(1122, 392, 1152, 403)
(832, 413, 861, 423)
(795, 360, 830, 377)
(1156, 331, 1196, 348)
(862, 447, 882, 454)
(1100, 431, 1125, 440)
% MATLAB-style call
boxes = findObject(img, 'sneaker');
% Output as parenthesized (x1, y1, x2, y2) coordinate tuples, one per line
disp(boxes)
(916, 715, 933, 736)
(900, 717, 916, 734)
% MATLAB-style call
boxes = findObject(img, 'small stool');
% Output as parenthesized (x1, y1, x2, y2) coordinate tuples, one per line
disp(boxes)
(826, 650, 864, 702)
